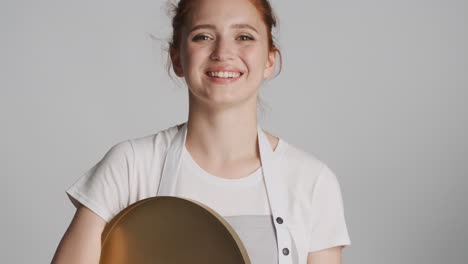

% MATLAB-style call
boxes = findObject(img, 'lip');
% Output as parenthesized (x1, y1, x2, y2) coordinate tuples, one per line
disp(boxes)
(205, 66, 245, 84)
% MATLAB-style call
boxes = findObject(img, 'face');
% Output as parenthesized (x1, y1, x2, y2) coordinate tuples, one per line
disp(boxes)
(171, 0, 276, 108)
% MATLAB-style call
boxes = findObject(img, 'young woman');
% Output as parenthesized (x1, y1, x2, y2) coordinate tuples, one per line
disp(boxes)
(51, 0, 351, 263)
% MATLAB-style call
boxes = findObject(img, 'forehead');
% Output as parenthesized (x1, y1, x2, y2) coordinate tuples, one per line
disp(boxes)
(185, 0, 266, 33)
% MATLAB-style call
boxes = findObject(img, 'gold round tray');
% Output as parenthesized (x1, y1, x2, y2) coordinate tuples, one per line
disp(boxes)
(100, 196, 250, 264)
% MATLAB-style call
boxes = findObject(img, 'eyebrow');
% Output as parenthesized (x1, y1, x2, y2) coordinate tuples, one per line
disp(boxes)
(189, 23, 259, 33)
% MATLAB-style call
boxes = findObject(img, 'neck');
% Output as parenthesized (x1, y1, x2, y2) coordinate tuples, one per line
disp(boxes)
(184, 97, 259, 164)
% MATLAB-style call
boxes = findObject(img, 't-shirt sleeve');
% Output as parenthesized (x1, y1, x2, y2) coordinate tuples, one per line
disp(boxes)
(308, 165, 351, 252)
(65, 140, 134, 222)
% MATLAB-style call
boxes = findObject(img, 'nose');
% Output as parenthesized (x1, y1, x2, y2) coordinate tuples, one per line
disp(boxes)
(210, 37, 234, 61)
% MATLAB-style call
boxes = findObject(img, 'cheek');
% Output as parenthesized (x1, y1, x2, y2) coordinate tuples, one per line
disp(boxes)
(183, 45, 207, 72)
(240, 45, 268, 73)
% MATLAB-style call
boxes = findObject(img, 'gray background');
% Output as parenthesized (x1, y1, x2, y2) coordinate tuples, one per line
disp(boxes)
(2, 0, 467, 263)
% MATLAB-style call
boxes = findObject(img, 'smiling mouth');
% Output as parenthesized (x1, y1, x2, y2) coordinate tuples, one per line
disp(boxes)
(205, 71, 244, 79)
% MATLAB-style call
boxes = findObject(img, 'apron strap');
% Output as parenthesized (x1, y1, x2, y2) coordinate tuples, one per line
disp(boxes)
(157, 123, 187, 196)
(257, 124, 293, 264)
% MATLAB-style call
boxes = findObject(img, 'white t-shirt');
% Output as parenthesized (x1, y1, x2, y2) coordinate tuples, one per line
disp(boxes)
(177, 141, 282, 263)
(66, 123, 351, 263)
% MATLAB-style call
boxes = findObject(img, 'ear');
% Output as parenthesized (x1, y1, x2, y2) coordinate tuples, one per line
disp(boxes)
(170, 46, 184, 77)
(263, 49, 277, 79)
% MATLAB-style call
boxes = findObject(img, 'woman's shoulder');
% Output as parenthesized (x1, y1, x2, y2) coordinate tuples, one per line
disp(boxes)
(275, 136, 330, 187)
(276, 136, 324, 168)
(128, 123, 180, 150)
(102, 123, 181, 163)
(260, 128, 328, 175)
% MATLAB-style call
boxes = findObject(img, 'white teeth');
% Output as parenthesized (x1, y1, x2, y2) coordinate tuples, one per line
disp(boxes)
(208, 71, 241, 78)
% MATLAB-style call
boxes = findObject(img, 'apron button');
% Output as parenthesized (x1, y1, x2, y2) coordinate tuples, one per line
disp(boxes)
(282, 248, 290, 256)
(276, 217, 284, 224)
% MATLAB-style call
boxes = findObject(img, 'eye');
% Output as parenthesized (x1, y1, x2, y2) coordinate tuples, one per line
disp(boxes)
(238, 35, 254, 41)
(192, 34, 212, 41)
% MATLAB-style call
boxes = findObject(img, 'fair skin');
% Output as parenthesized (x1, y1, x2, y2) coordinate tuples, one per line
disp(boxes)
(51, 0, 343, 263)
(51, 205, 105, 264)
